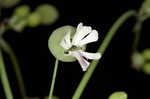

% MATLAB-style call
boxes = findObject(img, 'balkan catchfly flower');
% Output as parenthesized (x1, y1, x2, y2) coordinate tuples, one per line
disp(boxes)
(60, 23, 101, 71)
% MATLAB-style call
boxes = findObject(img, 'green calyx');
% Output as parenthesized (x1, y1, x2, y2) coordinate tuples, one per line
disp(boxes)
(35, 4, 59, 25)
(48, 26, 76, 62)
(13, 5, 31, 17)
(27, 12, 41, 27)
(139, 0, 150, 21)
(108, 91, 128, 99)
(48, 26, 86, 62)
(142, 62, 150, 75)
(27, 4, 59, 27)
(9, 5, 31, 32)
(144, 0, 150, 14)
(131, 52, 144, 70)
(146, 0, 150, 5)
(141, 49, 150, 75)
(8, 4, 59, 31)
(142, 49, 150, 61)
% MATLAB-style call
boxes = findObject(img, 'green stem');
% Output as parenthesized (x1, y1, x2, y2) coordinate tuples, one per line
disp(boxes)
(132, 21, 142, 51)
(48, 59, 59, 99)
(0, 38, 27, 99)
(0, 49, 14, 99)
(72, 10, 136, 99)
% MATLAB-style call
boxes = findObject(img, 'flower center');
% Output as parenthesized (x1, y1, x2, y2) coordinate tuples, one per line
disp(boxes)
(64, 45, 81, 54)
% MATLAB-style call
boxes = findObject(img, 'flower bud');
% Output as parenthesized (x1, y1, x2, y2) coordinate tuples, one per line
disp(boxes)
(13, 5, 30, 17)
(35, 4, 59, 25)
(142, 49, 150, 60)
(9, 5, 31, 32)
(27, 12, 41, 27)
(142, 62, 150, 75)
(131, 52, 144, 70)
(11, 20, 27, 32)
(139, 0, 150, 21)
(143, 0, 150, 14)
(108, 91, 128, 99)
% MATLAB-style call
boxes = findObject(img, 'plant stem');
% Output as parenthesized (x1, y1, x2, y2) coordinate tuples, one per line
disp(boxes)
(72, 10, 136, 99)
(132, 21, 142, 51)
(0, 49, 14, 99)
(48, 59, 59, 99)
(0, 38, 27, 99)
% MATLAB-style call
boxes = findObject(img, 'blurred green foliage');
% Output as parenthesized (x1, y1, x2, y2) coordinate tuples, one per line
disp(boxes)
(45, 96, 59, 99)
(35, 4, 59, 25)
(142, 49, 150, 60)
(9, 5, 31, 32)
(27, 12, 41, 27)
(7, 4, 59, 32)
(131, 52, 144, 70)
(1, 0, 20, 8)
(138, 0, 150, 21)
(142, 63, 150, 75)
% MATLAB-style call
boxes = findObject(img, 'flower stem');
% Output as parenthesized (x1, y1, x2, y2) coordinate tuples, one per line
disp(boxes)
(132, 21, 142, 51)
(48, 59, 59, 99)
(0, 38, 27, 99)
(72, 10, 136, 99)
(0, 49, 14, 99)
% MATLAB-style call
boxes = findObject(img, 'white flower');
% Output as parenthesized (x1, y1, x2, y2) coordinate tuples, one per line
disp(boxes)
(60, 23, 101, 71)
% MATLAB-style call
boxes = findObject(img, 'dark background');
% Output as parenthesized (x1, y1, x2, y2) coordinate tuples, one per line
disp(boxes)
(1, 0, 150, 99)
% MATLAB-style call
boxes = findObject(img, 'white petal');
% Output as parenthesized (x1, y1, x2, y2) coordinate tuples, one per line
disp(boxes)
(78, 30, 98, 47)
(70, 51, 90, 71)
(60, 39, 68, 50)
(72, 23, 82, 44)
(64, 31, 72, 48)
(76, 23, 83, 31)
(72, 23, 92, 46)
(60, 31, 72, 50)
(79, 50, 101, 60)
